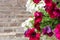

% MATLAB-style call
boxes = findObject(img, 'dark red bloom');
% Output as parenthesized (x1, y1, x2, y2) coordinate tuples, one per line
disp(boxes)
(33, 0, 41, 4)
(34, 23, 40, 31)
(53, 8, 60, 19)
(45, 2, 56, 12)
(34, 11, 43, 18)
(48, 7, 60, 19)
(24, 28, 40, 40)
(44, 0, 58, 19)
(34, 11, 43, 31)
(44, 0, 52, 4)
(42, 26, 53, 37)
(45, 2, 57, 18)
(34, 11, 43, 23)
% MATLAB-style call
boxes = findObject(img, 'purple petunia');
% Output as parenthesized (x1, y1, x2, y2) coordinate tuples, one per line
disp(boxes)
(42, 26, 53, 37)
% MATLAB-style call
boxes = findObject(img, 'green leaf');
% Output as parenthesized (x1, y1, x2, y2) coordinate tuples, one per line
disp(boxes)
(39, 8, 49, 16)
(53, 0, 56, 2)
(51, 19, 59, 29)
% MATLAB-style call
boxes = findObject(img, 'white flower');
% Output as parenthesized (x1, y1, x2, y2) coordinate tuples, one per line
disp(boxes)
(26, 0, 35, 13)
(26, 0, 46, 13)
(35, 0, 45, 10)
(41, 35, 47, 40)
(21, 17, 34, 30)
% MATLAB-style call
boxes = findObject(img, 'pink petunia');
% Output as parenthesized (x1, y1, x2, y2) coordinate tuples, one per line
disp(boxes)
(54, 24, 60, 40)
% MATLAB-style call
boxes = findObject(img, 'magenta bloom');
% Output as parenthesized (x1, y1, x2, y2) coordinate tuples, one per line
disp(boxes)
(42, 26, 53, 37)
(44, 0, 57, 18)
(34, 23, 40, 31)
(24, 28, 40, 40)
(34, 11, 43, 23)
(45, 2, 57, 18)
(53, 8, 60, 19)
(54, 24, 60, 40)
(33, 0, 41, 4)
(49, 7, 60, 19)
(44, 0, 52, 4)
(34, 11, 43, 31)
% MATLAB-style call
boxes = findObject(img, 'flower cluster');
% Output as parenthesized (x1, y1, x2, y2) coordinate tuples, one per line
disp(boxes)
(21, 0, 60, 40)
(26, 0, 45, 13)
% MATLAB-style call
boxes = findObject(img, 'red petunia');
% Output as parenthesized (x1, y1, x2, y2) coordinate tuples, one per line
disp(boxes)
(45, 2, 56, 12)
(44, 0, 52, 4)
(34, 11, 43, 23)
(34, 11, 43, 31)
(44, 0, 58, 19)
(34, 23, 40, 31)
(33, 0, 41, 4)
(45, 2, 57, 18)
(24, 28, 40, 40)
(48, 7, 60, 19)
(53, 8, 60, 19)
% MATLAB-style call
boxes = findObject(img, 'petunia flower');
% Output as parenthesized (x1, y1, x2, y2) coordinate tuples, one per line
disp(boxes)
(34, 23, 41, 31)
(26, 0, 45, 13)
(45, 2, 57, 18)
(34, 11, 43, 31)
(24, 28, 40, 40)
(44, 0, 57, 19)
(42, 26, 53, 37)
(54, 24, 60, 40)
(44, 0, 52, 4)
(53, 8, 60, 19)
(34, 11, 43, 23)
(33, 0, 41, 4)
